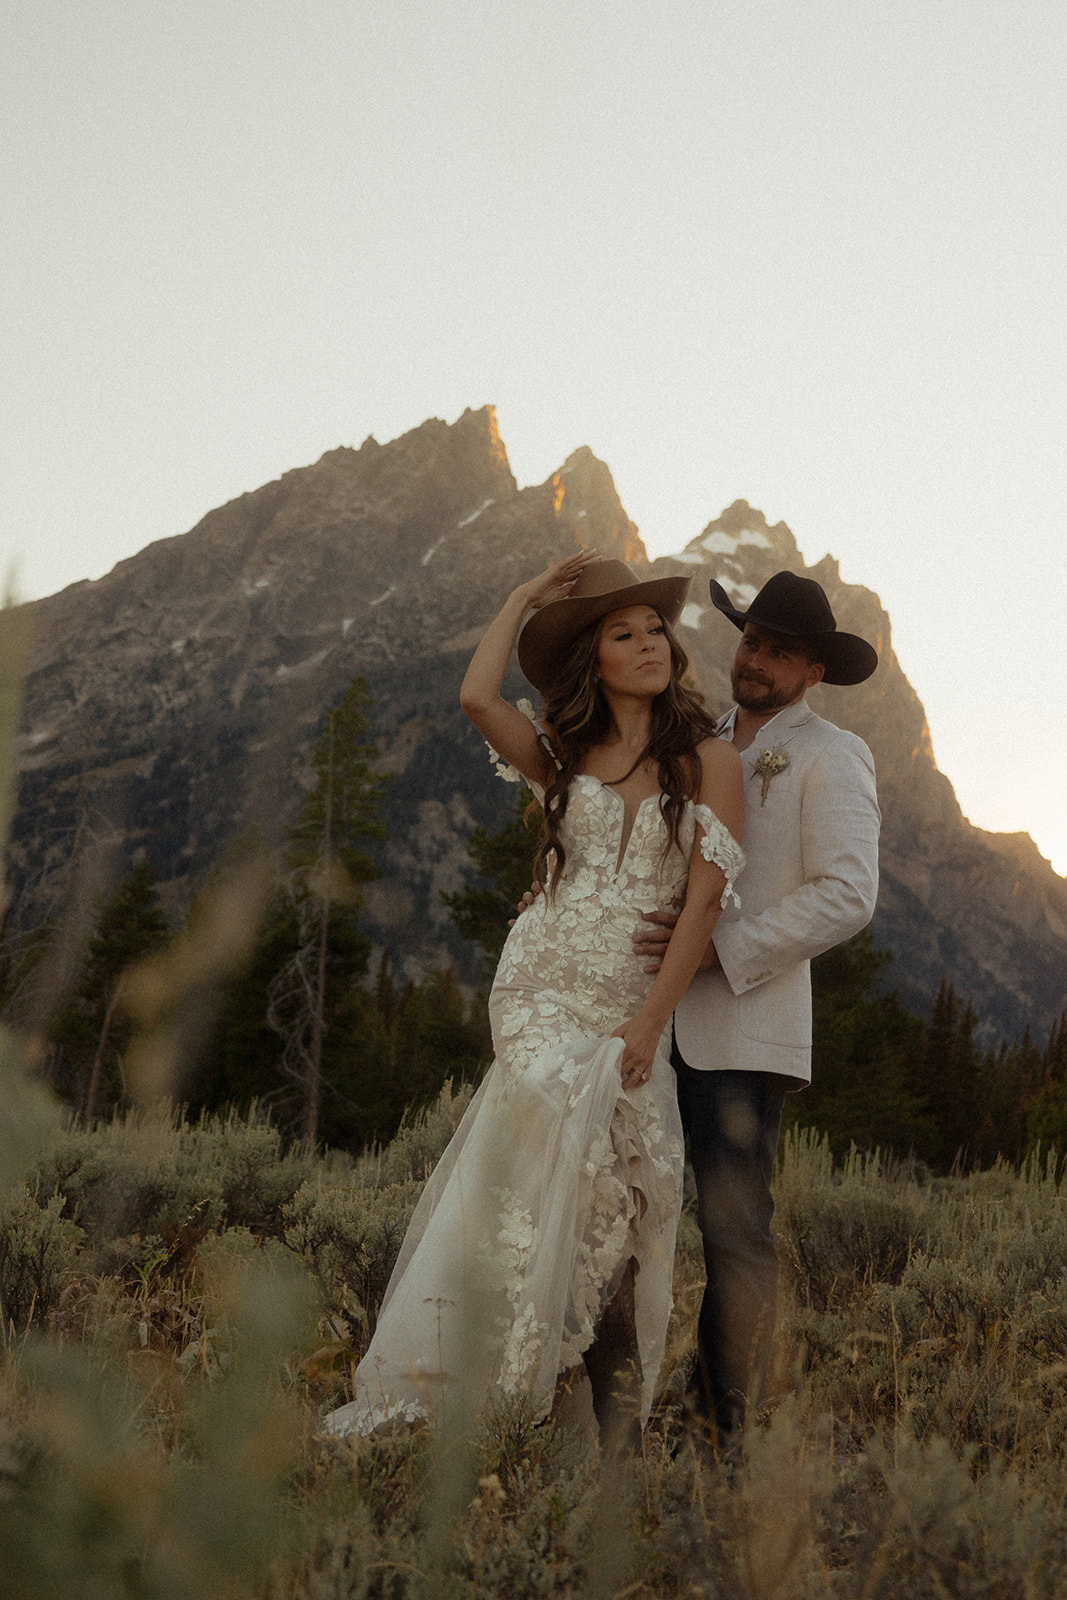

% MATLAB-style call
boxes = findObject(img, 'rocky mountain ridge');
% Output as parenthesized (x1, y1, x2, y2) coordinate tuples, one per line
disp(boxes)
(11, 406, 1067, 1043)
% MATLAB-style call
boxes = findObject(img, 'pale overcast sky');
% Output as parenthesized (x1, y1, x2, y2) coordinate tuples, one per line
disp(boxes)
(3, 0, 1065, 873)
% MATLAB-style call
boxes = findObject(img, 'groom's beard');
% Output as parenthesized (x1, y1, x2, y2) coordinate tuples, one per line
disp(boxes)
(731, 664, 808, 715)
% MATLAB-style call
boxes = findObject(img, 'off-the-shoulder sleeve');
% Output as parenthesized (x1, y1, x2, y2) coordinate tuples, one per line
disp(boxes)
(693, 803, 745, 909)
(484, 699, 557, 803)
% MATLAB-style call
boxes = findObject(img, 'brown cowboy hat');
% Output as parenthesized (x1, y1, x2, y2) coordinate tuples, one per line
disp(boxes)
(517, 558, 691, 692)
(710, 571, 878, 685)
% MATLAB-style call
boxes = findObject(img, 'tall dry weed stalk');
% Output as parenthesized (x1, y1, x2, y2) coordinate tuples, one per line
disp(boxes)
(0, 617, 307, 1597)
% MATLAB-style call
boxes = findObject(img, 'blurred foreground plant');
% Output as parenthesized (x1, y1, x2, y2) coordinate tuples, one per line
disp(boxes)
(0, 1249, 311, 1600)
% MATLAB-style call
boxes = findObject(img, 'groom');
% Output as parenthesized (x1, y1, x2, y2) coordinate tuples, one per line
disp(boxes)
(635, 571, 881, 1459)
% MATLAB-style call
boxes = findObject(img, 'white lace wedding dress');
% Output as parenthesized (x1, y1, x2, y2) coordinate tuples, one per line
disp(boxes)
(323, 770, 743, 1438)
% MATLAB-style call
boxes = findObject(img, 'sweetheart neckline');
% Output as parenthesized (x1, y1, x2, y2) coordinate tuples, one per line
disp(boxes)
(573, 774, 665, 813)
(572, 774, 677, 875)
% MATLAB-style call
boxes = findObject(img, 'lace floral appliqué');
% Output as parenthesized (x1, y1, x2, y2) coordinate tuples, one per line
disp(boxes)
(486, 698, 539, 783)
(693, 803, 745, 909)
(325, 764, 705, 1440)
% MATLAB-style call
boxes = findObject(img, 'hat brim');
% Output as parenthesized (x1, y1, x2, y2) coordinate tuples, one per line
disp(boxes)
(518, 574, 691, 693)
(709, 579, 878, 686)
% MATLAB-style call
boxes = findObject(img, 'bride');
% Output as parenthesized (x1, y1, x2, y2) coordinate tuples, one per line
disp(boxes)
(324, 551, 744, 1451)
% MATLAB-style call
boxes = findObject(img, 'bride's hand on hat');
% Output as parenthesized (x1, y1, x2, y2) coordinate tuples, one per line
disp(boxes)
(521, 549, 599, 611)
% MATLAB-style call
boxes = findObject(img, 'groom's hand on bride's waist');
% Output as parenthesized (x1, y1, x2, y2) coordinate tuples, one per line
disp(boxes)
(509, 883, 544, 927)
(633, 911, 721, 975)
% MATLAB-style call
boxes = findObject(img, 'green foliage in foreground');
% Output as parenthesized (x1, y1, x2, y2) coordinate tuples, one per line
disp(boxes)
(6, 1082, 1067, 1596)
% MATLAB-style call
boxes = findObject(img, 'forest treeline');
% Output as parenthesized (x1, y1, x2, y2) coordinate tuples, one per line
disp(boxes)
(8, 674, 1066, 1168)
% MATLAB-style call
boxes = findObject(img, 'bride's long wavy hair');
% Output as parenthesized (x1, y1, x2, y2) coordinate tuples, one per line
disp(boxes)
(531, 611, 719, 895)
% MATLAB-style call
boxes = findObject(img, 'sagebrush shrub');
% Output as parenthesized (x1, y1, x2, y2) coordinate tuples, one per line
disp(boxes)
(826, 1431, 1067, 1599)
(0, 1185, 83, 1327)
(182, 1109, 314, 1235)
(375, 1079, 474, 1185)
(283, 1177, 421, 1352)
(31, 1106, 314, 1276)
(776, 1131, 931, 1312)
(34, 1113, 227, 1274)
(9, 1087, 1067, 1597)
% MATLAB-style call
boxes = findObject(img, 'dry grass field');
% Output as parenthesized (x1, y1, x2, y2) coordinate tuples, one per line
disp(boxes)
(3, 1055, 1067, 1600)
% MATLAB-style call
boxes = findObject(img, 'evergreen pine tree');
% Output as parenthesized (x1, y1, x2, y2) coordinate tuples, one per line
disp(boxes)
(285, 677, 389, 881)
(189, 679, 388, 1147)
(393, 965, 490, 1101)
(276, 677, 388, 1144)
(442, 787, 539, 971)
(785, 931, 933, 1159)
(1044, 1011, 1067, 1088)
(1022, 1012, 1067, 1159)
(373, 948, 401, 1034)
(920, 977, 981, 1170)
(49, 860, 169, 1123)
(972, 1034, 1032, 1167)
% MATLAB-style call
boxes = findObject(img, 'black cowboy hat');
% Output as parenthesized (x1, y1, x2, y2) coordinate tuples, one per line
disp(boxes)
(518, 559, 691, 692)
(710, 571, 878, 686)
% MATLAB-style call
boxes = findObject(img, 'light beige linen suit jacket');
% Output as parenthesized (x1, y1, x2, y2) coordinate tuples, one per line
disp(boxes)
(673, 698, 881, 1086)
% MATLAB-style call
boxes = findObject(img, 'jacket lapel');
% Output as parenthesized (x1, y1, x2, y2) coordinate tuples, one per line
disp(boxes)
(717, 700, 814, 773)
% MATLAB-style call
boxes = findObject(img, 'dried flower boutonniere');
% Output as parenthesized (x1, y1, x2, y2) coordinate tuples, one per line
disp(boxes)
(754, 743, 790, 806)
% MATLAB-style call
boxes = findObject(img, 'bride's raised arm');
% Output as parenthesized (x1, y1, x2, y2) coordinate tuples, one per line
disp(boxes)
(460, 550, 598, 789)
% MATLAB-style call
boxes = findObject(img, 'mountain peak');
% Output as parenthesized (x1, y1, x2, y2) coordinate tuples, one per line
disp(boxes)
(10, 411, 1067, 1043)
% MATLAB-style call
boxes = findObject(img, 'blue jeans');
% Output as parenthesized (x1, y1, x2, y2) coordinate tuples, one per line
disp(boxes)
(671, 1037, 787, 1444)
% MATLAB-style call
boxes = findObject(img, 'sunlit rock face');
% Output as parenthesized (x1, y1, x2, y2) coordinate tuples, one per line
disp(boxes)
(11, 411, 1067, 1042)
